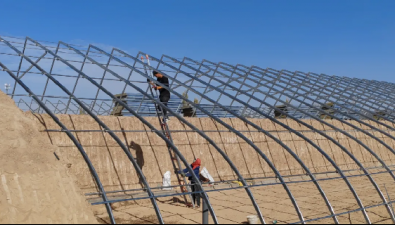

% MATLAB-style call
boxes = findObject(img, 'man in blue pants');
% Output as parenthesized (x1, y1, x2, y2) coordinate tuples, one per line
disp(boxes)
(178, 158, 202, 208)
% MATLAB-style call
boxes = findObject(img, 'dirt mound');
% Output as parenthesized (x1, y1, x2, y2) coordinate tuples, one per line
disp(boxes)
(0, 91, 97, 224)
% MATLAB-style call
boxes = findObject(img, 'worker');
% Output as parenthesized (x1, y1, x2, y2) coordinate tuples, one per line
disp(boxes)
(178, 158, 202, 208)
(150, 71, 170, 122)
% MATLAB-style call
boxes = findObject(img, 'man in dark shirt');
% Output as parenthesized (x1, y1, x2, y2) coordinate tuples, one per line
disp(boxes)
(151, 71, 171, 121)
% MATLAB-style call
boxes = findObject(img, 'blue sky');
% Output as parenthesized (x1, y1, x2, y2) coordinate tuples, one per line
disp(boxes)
(0, 0, 394, 83)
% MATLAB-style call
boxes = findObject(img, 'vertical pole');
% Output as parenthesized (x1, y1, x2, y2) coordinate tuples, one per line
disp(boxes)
(385, 184, 395, 215)
(11, 38, 28, 99)
(37, 42, 61, 113)
(65, 46, 91, 114)
(202, 197, 209, 224)
(91, 48, 114, 111)
(136, 56, 151, 114)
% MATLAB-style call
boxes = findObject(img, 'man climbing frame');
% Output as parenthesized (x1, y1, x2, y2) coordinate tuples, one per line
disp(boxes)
(150, 71, 171, 122)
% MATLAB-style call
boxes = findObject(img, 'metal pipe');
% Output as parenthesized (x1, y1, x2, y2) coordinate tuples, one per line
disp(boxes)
(0, 60, 116, 224)
(2, 36, 165, 224)
(263, 68, 395, 133)
(163, 55, 387, 223)
(196, 59, 394, 222)
(167, 55, 372, 223)
(137, 51, 325, 224)
(88, 45, 269, 223)
(213, 61, 395, 222)
(32, 39, 227, 224)
(91, 168, 395, 207)
(43, 128, 388, 133)
(90, 49, 115, 111)
(10, 38, 28, 100)
(74, 43, 273, 224)
(23, 38, 167, 224)
(86, 163, 395, 197)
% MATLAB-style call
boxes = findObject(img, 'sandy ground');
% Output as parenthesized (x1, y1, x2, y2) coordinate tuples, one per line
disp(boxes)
(0, 91, 97, 223)
(95, 171, 395, 224)
(3, 86, 395, 224)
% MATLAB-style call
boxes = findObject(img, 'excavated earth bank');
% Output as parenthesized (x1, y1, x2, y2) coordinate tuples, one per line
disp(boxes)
(0, 91, 97, 224)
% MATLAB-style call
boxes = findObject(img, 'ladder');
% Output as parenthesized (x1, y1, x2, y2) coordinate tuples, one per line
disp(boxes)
(141, 55, 195, 208)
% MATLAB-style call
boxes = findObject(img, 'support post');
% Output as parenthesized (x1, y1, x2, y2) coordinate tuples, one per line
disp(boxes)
(202, 198, 209, 224)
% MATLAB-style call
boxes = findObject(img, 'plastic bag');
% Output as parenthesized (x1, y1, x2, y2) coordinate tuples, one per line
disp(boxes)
(162, 171, 172, 190)
(200, 167, 214, 183)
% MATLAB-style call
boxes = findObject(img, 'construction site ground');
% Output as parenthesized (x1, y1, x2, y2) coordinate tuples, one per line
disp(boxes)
(94, 171, 395, 224)
(2, 88, 395, 224)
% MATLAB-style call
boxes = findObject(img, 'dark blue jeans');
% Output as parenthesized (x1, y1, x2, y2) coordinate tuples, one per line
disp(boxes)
(159, 94, 170, 118)
(191, 182, 201, 207)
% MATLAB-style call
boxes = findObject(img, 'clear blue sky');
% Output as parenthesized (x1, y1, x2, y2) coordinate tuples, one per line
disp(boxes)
(1, 0, 394, 82)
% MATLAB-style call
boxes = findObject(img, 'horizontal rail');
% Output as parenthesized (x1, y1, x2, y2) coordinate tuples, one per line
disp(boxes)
(86, 163, 395, 197)
(291, 200, 395, 224)
(42, 128, 394, 134)
(91, 167, 395, 206)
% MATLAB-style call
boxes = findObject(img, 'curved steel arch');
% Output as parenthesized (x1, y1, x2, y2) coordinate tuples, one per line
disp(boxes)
(195, 59, 395, 192)
(195, 61, 395, 222)
(0, 39, 117, 224)
(198, 61, 395, 216)
(311, 73, 395, 108)
(1, 36, 166, 225)
(128, 50, 313, 223)
(265, 69, 395, 139)
(163, 55, 395, 223)
(32, 38, 248, 224)
(209, 61, 395, 162)
(142, 52, 388, 223)
(2, 35, 395, 224)
(266, 68, 395, 130)
(65, 43, 264, 224)
(0, 61, 117, 224)
(280, 71, 393, 115)
(301, 71, 395, 122)
(90, 43, 336, 223)
(84, 44, 315, 224)
(229, 64, 395, 151)
(244, 67, 395, 168)
(288, 70, 395, 119)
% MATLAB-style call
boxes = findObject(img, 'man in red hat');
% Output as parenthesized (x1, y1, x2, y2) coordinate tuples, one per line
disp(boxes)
(178, 158, 202, 208)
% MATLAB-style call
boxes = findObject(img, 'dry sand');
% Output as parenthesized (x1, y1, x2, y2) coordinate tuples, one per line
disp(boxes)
(96, 172, 395, 224)
(0, 91, 97, 224)
(6, 90, 395, 224)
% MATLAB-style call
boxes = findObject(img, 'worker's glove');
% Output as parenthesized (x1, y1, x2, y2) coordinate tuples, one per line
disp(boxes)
(146, 78, 151, 83)
(154, 86, 159, 90)
(174, 169, 179, 174)
(180, 173, 186, 178)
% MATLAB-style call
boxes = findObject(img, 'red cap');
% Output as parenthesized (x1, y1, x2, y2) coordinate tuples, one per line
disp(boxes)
(192, 158, 201, 170)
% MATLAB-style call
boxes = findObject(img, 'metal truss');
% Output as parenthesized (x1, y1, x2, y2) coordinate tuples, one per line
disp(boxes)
(1, 35, 395, 224)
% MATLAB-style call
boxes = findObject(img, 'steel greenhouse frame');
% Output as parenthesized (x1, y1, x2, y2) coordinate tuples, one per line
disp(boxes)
(1, 35, 395, 224)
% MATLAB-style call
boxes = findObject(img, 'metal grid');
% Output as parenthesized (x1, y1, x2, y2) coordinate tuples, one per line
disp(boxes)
(1, 35, 395, 224)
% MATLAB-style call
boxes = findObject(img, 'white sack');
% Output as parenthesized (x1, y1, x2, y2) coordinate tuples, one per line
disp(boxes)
(162, 171, 172, 190)
(200, 167, 214, 183)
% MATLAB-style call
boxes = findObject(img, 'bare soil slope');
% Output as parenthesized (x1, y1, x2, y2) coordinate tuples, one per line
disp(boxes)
(0, 91, 97, 224)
